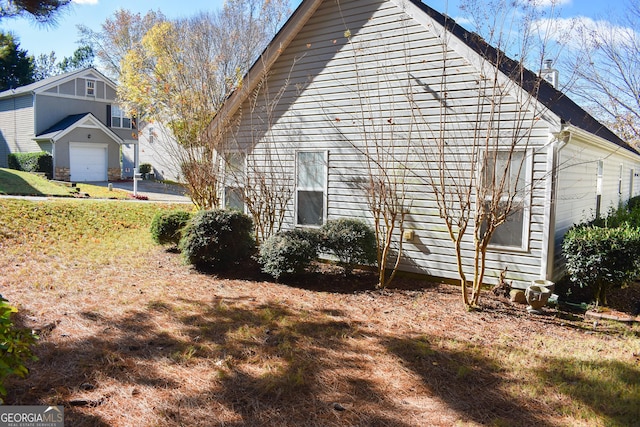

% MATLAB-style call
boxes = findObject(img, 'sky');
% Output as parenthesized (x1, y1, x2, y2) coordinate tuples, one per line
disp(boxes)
(0, 0, 634, 62)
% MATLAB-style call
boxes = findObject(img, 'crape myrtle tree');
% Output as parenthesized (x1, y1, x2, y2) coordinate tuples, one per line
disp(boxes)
(325, 0, 562, 305)
(118, 0, 289, 210)
(416, 0, 564, 308)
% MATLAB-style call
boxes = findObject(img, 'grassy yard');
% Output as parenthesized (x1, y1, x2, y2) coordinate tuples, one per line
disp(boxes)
(0, 198, 639, 426)
(0, 168, 129, 199)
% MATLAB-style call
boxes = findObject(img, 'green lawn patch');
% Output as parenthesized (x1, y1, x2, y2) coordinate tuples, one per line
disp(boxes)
(0, 168, 74, 197)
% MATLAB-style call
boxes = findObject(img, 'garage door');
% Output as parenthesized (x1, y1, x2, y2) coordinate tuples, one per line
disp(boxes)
(70, 144, 107, 182)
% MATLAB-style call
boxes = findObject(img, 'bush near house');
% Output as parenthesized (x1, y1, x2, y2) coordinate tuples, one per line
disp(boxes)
(150, 210, 193, 247)
(179, 209, 254, 270)
(258, 228, 321, 280)
(7, 152, 53, 179)
(563, 215, 640, 306)
(320, 219, 377, 275)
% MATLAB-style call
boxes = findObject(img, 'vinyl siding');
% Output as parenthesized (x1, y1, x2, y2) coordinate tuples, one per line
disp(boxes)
(224, 0, 554, 288)
(0, 94, 36, 166)
(552, 136, 640, 276)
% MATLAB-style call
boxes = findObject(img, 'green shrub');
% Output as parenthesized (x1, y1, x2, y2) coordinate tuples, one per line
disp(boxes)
(179, 209, 254, 270)
(627, 195, 640, 212)
(562, 224, 640, 306)
(150, 210, 192, 246)
(258, 229, 320, 280)
(0, 295, 37, 402)
(138, 163, 152, 175)
(7, 152, 53, 179)
(321, 218, 377, 275)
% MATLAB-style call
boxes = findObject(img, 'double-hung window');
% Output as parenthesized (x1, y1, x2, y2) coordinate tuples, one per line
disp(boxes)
(111, 105, 132, 129)
(224, 152, 245, 212)
(86, 80, 95, 96)
(481, 150, 531, 250)
(296, 151, 327, 226)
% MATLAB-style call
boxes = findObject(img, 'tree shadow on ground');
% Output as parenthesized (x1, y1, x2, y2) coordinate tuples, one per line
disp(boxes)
(535, 356, 640, 426)
(382, 335, 554, 427)
(7, 297, 418, 426)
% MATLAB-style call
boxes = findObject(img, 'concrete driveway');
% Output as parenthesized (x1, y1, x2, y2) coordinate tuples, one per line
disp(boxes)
(94, 180, 192, 203)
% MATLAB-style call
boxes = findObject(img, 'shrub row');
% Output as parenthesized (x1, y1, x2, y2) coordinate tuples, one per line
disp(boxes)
(150, 212, 377, 280)
(8, 152, 53, 178)
(563, 202, 640, 306)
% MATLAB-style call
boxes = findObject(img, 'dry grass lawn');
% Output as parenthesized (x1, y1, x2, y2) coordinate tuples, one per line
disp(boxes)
(1, 199, 639, 426)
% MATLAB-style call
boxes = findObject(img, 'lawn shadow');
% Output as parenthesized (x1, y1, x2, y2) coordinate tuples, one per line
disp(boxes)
(535, 355, 640, 425)
(0, 168, 45, 196)
(382, 335, 554, 427)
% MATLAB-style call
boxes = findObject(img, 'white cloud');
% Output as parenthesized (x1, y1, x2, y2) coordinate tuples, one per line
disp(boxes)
(532, 16, 636, 50)
(72, 0, 99, 4)
(532, 0, 572, 7)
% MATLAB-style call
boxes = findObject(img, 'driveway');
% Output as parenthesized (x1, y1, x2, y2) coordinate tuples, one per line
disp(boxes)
(94, 180, 192, 203)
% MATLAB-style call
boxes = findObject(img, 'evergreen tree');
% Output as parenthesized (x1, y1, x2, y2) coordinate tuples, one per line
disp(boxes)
(0, 32, 34, 90)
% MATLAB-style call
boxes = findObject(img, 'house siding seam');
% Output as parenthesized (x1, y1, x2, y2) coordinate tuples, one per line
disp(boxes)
(221, 0, 559, 288)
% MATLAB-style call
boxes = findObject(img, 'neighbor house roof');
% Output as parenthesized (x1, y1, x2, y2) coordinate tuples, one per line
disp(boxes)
(211, 0, 635, 154)
(0, 67, 115, 99)
(34, 112, 123, 144)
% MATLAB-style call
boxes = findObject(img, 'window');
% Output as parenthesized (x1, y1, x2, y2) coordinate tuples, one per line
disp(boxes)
(86, 80, 95, 96)
(481, 150, 531, 250)
(111, 105, 132, 129)
(224, 152, 245, 212)
(296, 151, 327, 226)
(596, 160, 603, 218)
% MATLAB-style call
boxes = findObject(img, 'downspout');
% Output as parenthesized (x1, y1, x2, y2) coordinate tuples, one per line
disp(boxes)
(543, 130, 570, 280)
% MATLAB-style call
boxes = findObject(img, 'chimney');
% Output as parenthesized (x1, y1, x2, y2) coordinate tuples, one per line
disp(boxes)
(540, 59, 559, 89)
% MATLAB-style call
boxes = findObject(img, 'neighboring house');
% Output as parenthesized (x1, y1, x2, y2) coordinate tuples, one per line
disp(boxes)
(210, 0, 640, 288)
(122, 121, 183, 183)
(0, 67, 137, 182)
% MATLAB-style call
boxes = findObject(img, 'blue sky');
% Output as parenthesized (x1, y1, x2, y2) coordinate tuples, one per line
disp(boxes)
(0, 0, 632, 61)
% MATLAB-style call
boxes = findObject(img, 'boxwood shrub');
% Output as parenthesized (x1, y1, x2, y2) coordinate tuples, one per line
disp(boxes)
(562, 223, 640, 306)
(8, 152, 53, 179)
(321, 218, 377, 275)
(258, 228, 320, 280)
(150, 210, 192, 246)
(179, 209, 254, 270)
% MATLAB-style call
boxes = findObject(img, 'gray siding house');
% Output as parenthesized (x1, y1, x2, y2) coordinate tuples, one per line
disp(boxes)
(0, 68, 137, 181)
(211, 0, 640, 288)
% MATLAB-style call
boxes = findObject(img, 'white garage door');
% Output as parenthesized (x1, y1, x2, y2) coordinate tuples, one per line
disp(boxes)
(70, 144, 107, 182)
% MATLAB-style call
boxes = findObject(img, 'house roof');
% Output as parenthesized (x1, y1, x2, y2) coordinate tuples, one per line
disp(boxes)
(408, 0, 634, 152)
(34, 112, 124, 144)
(0, 67, 115, 99)
(212, 0, 635, 154)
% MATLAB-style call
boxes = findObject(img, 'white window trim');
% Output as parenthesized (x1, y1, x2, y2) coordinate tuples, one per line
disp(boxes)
(111, 105, 132, 129)
(482, 149, 533, 252)
(223, 151, 247, 213)
(86, 79, 95, 96)
(295, 150, 328, 227)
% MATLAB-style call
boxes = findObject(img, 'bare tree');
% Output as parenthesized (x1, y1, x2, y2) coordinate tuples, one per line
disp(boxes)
(563, 0, 640, 146)
(78, 9, 166, 80)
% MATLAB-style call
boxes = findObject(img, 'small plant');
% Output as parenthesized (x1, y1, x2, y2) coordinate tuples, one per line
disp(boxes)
(138, 163, 153, 176)
(258, 228, 320, 280)
(150, 210, 192, 246)
(180, 209, 255, 270)
(0, 295, 38, 402)
(321, 218, 377, 275)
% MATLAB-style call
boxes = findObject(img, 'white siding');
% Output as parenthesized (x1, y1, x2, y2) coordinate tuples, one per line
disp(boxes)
(553, 136, 640, 276)
(224, 0, 560, 288)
